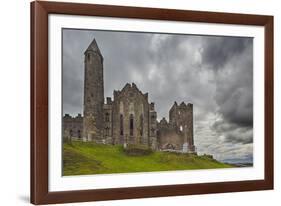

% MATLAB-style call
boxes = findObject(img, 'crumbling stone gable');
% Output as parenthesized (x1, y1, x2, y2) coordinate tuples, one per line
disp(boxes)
(157, 117, 184, 150)
(111, 83, 151, 147)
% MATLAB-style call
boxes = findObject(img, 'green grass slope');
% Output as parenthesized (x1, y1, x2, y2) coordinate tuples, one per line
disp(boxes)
(63, 141, 232, 176)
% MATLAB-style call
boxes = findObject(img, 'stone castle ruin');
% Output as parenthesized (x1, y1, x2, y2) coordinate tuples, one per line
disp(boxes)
(63, 39, 196, 153)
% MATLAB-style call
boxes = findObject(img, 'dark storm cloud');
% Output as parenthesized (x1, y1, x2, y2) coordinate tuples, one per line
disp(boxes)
(201, 37, 252, 70)
(62, 29, 253, 161)
(212, 120, 253, 144)
(201, 37, 253, 148)
(208, 38, 253, 127)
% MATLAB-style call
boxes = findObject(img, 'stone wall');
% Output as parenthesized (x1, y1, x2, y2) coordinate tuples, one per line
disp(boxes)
(112, 83, 151, 147)
(103, 97, 113, 144)
(63, 114, 83, 140)
(157, 118, 184, 150)
(149, 102, 157, 149)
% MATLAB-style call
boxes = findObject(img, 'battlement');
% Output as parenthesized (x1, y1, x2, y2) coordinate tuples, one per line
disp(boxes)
(172, 101, 193, 109)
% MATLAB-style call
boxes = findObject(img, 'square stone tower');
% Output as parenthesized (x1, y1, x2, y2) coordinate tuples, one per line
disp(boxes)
(83, 39, 104, 142)
(169, 102, 195, 152)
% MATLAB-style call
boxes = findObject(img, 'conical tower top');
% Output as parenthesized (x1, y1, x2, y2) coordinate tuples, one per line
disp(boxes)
(84, 38, 102, 57)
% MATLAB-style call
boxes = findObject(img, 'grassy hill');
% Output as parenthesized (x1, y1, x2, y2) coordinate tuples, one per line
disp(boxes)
(63, 141, 232, 176)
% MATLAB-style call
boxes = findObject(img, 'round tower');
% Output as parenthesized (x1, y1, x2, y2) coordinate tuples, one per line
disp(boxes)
(83, 39, 104, 142)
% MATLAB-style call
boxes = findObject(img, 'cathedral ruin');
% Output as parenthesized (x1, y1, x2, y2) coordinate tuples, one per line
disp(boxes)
(63, 39, 196, 153)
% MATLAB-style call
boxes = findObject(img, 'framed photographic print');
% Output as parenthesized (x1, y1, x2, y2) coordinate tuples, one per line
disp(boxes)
(30, 1, 274, 204)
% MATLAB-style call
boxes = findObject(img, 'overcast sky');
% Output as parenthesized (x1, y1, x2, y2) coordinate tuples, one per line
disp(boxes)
(62, 28, 253, 162)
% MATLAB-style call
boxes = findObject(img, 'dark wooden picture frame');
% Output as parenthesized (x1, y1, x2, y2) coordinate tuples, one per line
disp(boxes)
(31, 1, 274, 204)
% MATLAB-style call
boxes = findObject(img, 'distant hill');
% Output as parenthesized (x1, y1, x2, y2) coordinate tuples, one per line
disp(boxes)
(63, 141, 233, 176)
(222, 157, 253, 167)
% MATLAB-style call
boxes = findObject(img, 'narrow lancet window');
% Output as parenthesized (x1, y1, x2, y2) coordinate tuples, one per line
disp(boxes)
(120, 114, 124, 136)
(105, 112, 110, 122)
(140, 114, 144, 136)
(105, 127, 109, 136)
(130, 114, 134, 136)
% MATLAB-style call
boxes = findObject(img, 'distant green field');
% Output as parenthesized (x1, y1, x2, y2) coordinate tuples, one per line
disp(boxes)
(63, 141, 233, 176)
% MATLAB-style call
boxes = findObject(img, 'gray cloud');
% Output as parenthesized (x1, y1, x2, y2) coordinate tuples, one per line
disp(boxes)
(212, 120, 253, 144)
(204, 37, 253, 149)
(201, 37, 252, 70)
(212, 40, 253, 127)
(62, 29, 253, 162)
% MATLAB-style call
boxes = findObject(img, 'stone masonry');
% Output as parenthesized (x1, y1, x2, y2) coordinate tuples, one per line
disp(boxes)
(63, 39, 196, 153)
(83, 39, 104, 142)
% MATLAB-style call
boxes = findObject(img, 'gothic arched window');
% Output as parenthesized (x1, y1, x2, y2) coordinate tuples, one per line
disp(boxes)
(105, 112, 110, 122)
(105, 127, 109, 136)
(130, 114, 134, 136)
(120, 114, 124, 136)
(140, 114, 144, 136)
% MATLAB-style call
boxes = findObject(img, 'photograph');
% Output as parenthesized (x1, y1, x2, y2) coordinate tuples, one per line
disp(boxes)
(62, 28, 253, 176)
(29, 1, 273, 204)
